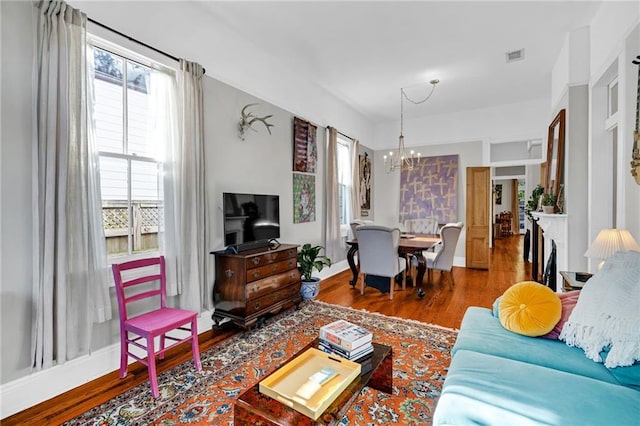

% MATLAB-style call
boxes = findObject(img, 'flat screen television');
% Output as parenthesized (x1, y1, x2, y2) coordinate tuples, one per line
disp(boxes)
(223, 192, 280, 250)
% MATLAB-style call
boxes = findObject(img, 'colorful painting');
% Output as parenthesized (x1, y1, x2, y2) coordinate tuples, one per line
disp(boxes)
(293, 173, 316, 223)
(293, 117, 317, 173)
(359, 153, 372, 215)
(495, 184, 503, 204)
(399, 155, 458, 224)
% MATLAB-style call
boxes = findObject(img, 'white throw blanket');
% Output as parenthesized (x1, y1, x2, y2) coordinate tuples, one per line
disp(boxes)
(560, 251, 640, 368)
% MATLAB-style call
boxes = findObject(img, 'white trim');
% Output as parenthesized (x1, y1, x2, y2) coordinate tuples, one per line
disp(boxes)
(0, 311, 215, 419)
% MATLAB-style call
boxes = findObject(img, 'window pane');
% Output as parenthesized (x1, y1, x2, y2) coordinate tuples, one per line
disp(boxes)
(131, 160, 160, 253)
(100, 156, 129, 256)
(93, 48, 124, 154)
(127, 61, 156, 158)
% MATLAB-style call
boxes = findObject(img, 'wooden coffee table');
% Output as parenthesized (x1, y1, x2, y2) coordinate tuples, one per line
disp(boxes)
(234, 338, 393, 425)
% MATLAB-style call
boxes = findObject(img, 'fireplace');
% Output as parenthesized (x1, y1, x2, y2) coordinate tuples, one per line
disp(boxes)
(531, 212, 568, 292)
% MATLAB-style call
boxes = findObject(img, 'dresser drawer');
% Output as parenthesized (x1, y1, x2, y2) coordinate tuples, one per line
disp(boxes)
(245, 269, 300, 299)
(246, 247, 297, 268)
(247, 257, 297, 282)
(246, 284, 300, 316)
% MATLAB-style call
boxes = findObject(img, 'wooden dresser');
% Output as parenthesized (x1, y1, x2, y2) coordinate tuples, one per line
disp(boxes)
(212, 244, 301, 329)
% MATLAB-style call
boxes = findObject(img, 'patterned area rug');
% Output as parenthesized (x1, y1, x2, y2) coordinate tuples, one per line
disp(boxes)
(66, 301, 457, 425)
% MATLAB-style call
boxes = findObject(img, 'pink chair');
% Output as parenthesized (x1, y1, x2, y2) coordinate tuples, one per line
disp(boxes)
(112, 256, 202, 398)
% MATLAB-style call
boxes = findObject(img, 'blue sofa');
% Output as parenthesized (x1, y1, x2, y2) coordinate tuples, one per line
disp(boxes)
(433, 307, 640, 425)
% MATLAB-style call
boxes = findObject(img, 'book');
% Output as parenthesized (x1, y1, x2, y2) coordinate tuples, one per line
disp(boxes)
(318, 340, 374, 361)
(319, 320, 372, 351)
(318, 338, 371, 358)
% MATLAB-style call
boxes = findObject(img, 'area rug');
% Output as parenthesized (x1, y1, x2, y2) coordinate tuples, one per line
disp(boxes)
(66, 301, 458, 425)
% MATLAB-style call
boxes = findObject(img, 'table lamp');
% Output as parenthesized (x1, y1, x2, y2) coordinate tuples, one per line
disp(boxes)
(584, 228, 640, 270)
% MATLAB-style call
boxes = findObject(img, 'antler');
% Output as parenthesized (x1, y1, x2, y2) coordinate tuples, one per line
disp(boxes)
(239, 103, 274, 140)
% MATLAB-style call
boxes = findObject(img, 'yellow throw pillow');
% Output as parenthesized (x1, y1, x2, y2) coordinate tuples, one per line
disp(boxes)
(499, 281, 562, 337)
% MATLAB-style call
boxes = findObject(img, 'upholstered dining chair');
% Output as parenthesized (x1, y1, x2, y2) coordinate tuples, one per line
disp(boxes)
(404, 217, 440, 235)
(355, 225, 406, 300)
(424, 222, 464, 288)
(112, 256, 202, 398)
(350, 218, 374, 240)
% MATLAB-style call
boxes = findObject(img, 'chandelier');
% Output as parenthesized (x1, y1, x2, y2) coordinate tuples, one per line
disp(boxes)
(384, 79, 440, 173)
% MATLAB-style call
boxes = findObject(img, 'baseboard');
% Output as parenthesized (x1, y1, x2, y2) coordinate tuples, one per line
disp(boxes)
(0, 311, 215, 419)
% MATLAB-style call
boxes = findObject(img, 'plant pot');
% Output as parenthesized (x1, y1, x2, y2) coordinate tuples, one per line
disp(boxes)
(542, 205, 554, 214)
(300, 277, 321, 300)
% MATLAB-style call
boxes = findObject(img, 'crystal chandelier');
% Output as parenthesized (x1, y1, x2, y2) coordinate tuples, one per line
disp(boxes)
(384, 79, 439, 173)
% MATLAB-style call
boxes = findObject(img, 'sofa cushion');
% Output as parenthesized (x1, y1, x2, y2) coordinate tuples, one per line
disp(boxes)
(541, 290, 580, 340)
(498, 281, 561, 336)
(454, 307, 619, 384)
(560, 251, 640, 368)
(434, 350, 640, 426)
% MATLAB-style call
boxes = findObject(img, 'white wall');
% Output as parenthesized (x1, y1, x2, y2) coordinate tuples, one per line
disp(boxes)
(371, 97, 549, 152)
(493, 179, 513, 217)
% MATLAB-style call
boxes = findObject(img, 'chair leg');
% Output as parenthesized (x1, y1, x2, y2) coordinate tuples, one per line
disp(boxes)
(448, 269, 455, 289)
(389, 277, 394, 300)
(191, 318, 202, 371)
(361, 274, 366, 295)
(147, 338, 159, 398)
(402, 269, 406, 291)
(159, 333, 166, 360)
(119, 331, 128, 379)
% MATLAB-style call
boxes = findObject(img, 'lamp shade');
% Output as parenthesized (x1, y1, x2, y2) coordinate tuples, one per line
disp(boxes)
(584, 228, 640, 260)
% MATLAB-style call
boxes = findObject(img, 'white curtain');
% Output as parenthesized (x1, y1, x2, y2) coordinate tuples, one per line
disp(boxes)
(350, 139, 361, 221)
(162, 60, 208, 312)
(32, 0, 111, 370)
(325, 127, 342, 261)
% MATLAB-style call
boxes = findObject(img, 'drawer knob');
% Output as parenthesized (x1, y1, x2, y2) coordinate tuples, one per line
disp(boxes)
(253, 271, 260, 278)
(252, 257, 260, 265)
(254, 302, 261, 310)
(225, 269, 234, 278)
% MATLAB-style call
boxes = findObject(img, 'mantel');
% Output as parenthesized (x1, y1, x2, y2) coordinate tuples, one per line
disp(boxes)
(531, 212, 568, 292)
(531, 213, 568, 243)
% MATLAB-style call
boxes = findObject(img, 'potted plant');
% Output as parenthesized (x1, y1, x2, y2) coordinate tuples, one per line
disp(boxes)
(525, 184, 544, 222)
(541, 192, 556, 214)
(297, 243, 332, 300)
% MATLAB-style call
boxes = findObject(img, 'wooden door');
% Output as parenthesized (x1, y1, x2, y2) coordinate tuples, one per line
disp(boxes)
(466, 167, 490, 269)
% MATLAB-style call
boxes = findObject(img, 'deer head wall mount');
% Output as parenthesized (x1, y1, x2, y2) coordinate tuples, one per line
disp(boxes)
(238, 103, 274, 140)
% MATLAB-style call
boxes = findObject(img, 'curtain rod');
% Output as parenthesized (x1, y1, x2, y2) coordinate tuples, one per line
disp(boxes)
(327, 126, 355, 141)
(87, 17, 206, 74)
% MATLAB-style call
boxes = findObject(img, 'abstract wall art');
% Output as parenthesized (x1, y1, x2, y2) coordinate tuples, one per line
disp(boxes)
(399, 154, 458, 224)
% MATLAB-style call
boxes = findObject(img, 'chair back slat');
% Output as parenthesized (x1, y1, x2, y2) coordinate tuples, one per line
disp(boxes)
(121, 274, 163, 288)
(124, 289, 163, 304)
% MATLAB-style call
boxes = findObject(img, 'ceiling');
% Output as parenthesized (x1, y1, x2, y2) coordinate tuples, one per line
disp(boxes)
(199, 1, 603, 122)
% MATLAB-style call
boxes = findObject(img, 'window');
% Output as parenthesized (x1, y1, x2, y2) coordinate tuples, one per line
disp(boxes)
(91, 43, 172, 258)
(336, 136, 353, 231)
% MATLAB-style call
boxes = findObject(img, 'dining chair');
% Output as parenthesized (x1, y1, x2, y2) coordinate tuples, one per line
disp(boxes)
(112, 256, 202, 398)
(424, 222, 464, 288)
(404, 217, 439, 235)
(355, 225, 406, 300)
(350, 218, 374, 240)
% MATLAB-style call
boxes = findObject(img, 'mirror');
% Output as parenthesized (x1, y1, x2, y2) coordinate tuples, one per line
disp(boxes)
(544, 109, 566, 213)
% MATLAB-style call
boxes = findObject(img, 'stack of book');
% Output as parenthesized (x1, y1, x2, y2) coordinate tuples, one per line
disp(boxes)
(318, 320, 373, 361)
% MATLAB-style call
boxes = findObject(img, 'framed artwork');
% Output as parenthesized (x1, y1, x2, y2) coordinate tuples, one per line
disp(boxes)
(359, 153, 372, 215)
(399, 154, 458, 224)
(293, 173, 316, 223)
(495, 184, 503, 205)
(293, 117, 317, 173)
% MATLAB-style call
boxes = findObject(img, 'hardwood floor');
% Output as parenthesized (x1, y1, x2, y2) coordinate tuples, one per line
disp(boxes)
(4, 235, 529, 425)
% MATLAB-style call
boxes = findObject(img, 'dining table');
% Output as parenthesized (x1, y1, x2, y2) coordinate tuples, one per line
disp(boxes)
(346, 233, 441, 298)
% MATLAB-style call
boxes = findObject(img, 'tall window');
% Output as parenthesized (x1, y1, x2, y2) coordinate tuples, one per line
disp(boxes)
(91, 43, 171, 258)
(336, 136, 353, 230)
